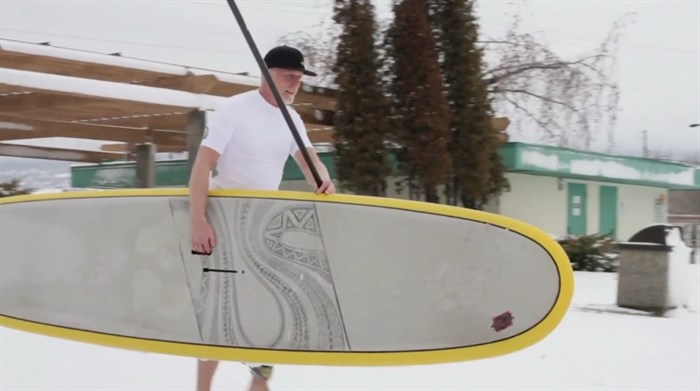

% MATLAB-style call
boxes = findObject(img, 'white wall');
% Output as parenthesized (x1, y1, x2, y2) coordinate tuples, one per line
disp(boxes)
(281, 173, 669, 242)
(486, 174, 669, 240)
(617, 184, 668, 240)
(496, 173, 567, 237)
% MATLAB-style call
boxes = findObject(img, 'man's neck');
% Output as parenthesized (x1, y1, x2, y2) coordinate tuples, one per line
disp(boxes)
(258, 87, 279, 107)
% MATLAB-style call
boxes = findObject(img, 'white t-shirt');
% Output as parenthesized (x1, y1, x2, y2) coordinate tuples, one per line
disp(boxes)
(201, 90, 312, 190)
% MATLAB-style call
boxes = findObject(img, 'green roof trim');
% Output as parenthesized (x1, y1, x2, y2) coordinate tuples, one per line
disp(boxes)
(500, 142, 699, 189)
(71, 142, 699, 189)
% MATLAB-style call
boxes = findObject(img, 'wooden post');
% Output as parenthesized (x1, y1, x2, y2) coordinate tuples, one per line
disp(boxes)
(135, 143, 156, 188)
(186, 110, 206, 180)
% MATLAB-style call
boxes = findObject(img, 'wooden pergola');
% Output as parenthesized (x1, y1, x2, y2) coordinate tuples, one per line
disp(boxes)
(0, 39, 336, 165)
(0, 39, 510, 185)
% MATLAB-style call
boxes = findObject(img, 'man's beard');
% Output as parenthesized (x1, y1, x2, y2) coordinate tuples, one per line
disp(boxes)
(282, 94, 295, 105)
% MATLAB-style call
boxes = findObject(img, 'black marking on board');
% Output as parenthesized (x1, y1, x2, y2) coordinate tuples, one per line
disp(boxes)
(203, 268, 244, 274)
(191, 250, 212, 256)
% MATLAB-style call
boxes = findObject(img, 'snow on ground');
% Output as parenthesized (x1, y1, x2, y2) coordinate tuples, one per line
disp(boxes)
(1, 267, 698, 391)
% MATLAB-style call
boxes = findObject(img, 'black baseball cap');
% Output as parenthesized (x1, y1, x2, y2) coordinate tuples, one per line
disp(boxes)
(263, 45, 317, 77)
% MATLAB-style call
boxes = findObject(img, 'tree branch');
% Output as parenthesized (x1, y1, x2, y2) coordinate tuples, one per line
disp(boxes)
(484, 55, 606, 84)
(492, 88, 580, 113)
(477, 40, 529, 47)
(501, 94, 557, 139)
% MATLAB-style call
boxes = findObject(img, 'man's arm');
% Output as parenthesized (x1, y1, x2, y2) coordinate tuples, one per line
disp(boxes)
(294, 147, 335, 194)
(188, 146, 220, 253)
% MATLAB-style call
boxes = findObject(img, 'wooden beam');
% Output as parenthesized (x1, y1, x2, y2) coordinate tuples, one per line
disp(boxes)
(0, 90, 98, 110)
(74, 112, 190, 129)
(307, 129, 335, 144)
(0, 86, 193, 124)
(0, 143, 127, 163)
(0, 85, 35, 95)
(207, 83, 256, 97)
(0, 49, 259, 98)
(136, 73, 220, 94)
(99, 143, 186, 153)
(294, 89, 337, 111)
(0, 48, 183, 84)
(0, 69, 214, 114)
(296, 106, 335, 127)
(0, 116, 187, 145)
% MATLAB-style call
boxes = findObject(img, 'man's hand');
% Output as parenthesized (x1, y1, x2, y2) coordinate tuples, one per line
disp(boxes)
(316, 179, 336, 195)
(191, 218, 217, 255)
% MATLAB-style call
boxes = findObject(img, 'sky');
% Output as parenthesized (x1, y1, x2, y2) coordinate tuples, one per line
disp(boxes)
(2, 267, 698, 390)
(0, 0, 698, 161)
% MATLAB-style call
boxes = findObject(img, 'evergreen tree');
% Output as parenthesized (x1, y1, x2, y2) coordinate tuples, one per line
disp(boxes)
(387, 0, 451, 203)
(429, 0, 508, 209)
(280, 5, 625, 151)
(332, 0, 390, 196)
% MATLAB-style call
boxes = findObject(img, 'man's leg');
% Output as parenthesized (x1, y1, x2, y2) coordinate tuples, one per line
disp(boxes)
(197, 359, 219, 391)
(248, 365, 273, 391)
(248, 375, 270, 391)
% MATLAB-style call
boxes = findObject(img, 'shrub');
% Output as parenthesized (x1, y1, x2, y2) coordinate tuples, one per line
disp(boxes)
(0, 178, 33, 198)
(558, 233, 619, 272)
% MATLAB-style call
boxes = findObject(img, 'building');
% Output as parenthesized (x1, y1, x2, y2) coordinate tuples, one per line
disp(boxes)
(669, 189, 700, 250)
(70, 142, 700, 241)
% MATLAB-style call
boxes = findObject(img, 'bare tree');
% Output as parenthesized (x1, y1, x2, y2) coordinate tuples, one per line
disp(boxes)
(482, 12, 630, 151)
(276, 18, 341, 88)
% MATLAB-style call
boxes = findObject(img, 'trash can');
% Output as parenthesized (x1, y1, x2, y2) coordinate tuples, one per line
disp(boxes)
(616, 224, 692, 315)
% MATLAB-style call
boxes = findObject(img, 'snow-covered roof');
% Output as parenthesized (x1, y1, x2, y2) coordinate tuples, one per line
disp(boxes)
(0, 39, 260, 87)
(0, 67, 226, 110)
(503, 142, 700, 189)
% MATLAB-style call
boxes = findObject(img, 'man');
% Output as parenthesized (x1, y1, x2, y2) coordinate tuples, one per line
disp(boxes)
(189, 45, 335, 391)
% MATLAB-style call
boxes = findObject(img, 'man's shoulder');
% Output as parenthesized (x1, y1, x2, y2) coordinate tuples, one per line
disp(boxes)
(216, 89, 260, 110)
(230, 89, 260, 102)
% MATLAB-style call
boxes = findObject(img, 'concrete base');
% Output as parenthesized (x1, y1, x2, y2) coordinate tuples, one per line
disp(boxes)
(616, 241, 690, 315)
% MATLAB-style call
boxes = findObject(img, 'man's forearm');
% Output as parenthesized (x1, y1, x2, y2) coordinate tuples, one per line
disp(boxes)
(304, 162, 330, 187)
(188, 163, 211, 222)
(301, 149, 330, 186)
(317, 163, 330, 182)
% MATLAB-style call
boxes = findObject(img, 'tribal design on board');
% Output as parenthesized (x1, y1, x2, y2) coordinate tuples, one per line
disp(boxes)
(193, 198, 348, 351)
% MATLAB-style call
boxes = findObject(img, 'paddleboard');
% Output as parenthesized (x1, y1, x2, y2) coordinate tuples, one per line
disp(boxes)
(0, 188, 573, 365)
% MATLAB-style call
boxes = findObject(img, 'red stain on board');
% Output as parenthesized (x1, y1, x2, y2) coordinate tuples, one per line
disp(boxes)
(491, 311, 514, 332)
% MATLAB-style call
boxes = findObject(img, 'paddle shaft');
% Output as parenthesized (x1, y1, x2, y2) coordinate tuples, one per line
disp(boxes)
(224, 0, 323, 188)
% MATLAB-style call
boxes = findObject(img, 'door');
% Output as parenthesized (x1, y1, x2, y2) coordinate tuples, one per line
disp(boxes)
(567, 183, 587, 236)
(599, 186, 618, 239)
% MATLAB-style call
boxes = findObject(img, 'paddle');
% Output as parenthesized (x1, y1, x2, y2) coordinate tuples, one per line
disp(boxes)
(224, 0, 323, 188)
